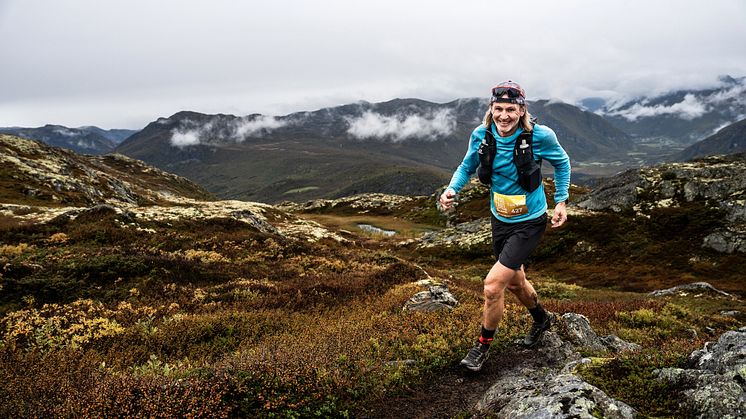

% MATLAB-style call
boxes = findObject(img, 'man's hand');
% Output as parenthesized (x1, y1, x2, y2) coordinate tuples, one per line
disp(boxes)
(551, 201, 567, 228)
(439, 189, 456, 211)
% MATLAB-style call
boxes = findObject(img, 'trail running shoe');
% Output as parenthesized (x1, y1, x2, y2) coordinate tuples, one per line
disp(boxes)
(460, 342, 489, 372)
(523, 311, 555, 348)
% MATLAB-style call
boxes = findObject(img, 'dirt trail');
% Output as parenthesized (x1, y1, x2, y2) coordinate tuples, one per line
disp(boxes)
(356, 345, 541, 418)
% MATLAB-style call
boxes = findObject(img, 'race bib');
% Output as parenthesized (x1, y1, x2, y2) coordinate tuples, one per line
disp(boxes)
(493, 192, 528, 218)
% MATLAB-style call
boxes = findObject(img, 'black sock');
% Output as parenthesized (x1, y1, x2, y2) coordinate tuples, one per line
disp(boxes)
(478, 326, 496, 351)
(528, 303, 547, 323)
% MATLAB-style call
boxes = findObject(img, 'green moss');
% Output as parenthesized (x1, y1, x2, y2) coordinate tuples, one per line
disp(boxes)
(577, 352, 688, 417)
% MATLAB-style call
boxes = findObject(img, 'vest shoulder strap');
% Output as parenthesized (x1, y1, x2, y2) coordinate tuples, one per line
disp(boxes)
(514, 124, 535, 153)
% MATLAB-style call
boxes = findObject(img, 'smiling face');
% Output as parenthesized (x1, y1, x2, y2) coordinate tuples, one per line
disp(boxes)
(490, 99, 525, 137)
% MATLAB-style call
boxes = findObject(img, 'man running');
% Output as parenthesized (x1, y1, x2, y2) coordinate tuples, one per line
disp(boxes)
(439, 81, 570, 372)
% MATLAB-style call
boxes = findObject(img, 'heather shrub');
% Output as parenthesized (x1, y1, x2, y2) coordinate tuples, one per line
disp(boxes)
(1, 299, 125, 352)
(1, 202, 742, 418)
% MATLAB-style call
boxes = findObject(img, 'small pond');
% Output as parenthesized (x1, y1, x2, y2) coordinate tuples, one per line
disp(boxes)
(357, 224, 396, 236)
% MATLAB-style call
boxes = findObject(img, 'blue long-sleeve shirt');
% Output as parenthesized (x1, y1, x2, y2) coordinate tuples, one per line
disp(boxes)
(446, 123, 571, 223)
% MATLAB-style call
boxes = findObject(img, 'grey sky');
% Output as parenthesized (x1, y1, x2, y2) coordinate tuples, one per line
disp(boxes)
(1, 0, 745, 129)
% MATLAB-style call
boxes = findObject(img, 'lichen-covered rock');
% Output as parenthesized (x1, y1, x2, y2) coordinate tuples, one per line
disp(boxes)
(4, 198, 348, 243)
(403, 284, 459, 311)
(474, 313, 639, 418)
(558, 313, 641, 353)
(576, 169, 643, 213)
(688, 327, 746, 374)
(417, 218, 491, 249)
(0, 134, 212, 206)
(278, 193, 422, 214)
(703, 228, 746, 253)
(478, 373, 637, 419)
(654, 327, 746, 418)
(576, 154, 746, 254)
(648, 282, 733, 298)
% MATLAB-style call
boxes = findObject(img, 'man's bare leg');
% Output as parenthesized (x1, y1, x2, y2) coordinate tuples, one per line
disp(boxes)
(482, 261, 519, 329)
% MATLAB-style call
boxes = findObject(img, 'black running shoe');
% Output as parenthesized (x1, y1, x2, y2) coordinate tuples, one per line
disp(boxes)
(523, 311, 555, 347)
(460, 342, 489, 371)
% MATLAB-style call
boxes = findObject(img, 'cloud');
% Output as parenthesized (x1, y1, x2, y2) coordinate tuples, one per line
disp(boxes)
(169, 115, 287, 147)
(232, 115, 286, 141)
(53, 127, 76, 136)
(346, 109, 455, 142)
(170, 129, 201, 147)
(708, 81, 746, 106)
(610, 94, 708, 121)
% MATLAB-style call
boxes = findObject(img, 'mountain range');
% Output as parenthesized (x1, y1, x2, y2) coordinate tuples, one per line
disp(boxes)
(0, 125, 137, 155)
(593, 75, 746, 147)
(3, 76, 744, 202)
(113, 98, 633, 203)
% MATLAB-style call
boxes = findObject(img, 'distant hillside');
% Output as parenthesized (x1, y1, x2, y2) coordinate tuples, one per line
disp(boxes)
(676, 118, 746, 161)
(529, 100, 630, 161)
(0, 125, 137, 155)
(115, 98, 630, 203)
(0, 134, 213, 207)
(77, 126, 138, 144)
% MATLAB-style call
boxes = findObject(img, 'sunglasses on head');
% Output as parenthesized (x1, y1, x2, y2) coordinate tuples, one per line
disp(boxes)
(491, 86, 525, 104)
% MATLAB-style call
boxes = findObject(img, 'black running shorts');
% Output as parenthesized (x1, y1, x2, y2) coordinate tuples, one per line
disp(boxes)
(490, 212, 547, 270)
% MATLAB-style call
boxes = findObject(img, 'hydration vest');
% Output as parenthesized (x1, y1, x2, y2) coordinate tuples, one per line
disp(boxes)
(477, 124, 542, 192)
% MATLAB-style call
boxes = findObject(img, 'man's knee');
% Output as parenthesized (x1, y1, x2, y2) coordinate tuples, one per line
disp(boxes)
(484, 283, 505, 302)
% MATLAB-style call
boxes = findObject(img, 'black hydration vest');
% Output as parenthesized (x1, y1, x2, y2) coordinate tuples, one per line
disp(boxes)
(477, 124, 542, 192)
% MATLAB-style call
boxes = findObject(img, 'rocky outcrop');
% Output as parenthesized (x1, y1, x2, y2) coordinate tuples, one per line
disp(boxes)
(0, 134, 352, 243)
(558, 313, 642, 353)
(654, 327, 746, 418)
(577, 154, 746, 253)
(0, 134, 212, 206)
(278, 193, 425, 215)
(478, 371, 636, 419)
(703, 228, 746, 253)
(476, 313, 638, 418)
(649, 282, 733, 298)
(578, 154, 746, 219)
(2, 198, 348, 244)
(575, 169, 643, 213)
(418, 218, 491, 249)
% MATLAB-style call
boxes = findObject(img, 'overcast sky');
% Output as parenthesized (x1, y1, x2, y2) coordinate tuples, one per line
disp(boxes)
(1, 0, 745, 129)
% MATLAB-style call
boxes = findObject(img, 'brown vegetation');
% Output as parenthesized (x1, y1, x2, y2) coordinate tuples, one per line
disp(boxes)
(0, 195, 743, 417)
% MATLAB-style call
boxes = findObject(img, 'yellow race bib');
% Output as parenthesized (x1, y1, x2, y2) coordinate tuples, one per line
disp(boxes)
(493, 192, 528, 218)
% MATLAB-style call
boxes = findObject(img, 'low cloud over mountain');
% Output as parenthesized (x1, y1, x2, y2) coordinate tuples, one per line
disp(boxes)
(596, 75, 746, 145)
(609, 93, 708, 121)
(169, 115, 287, 148)
(345, 109, 456, 142)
